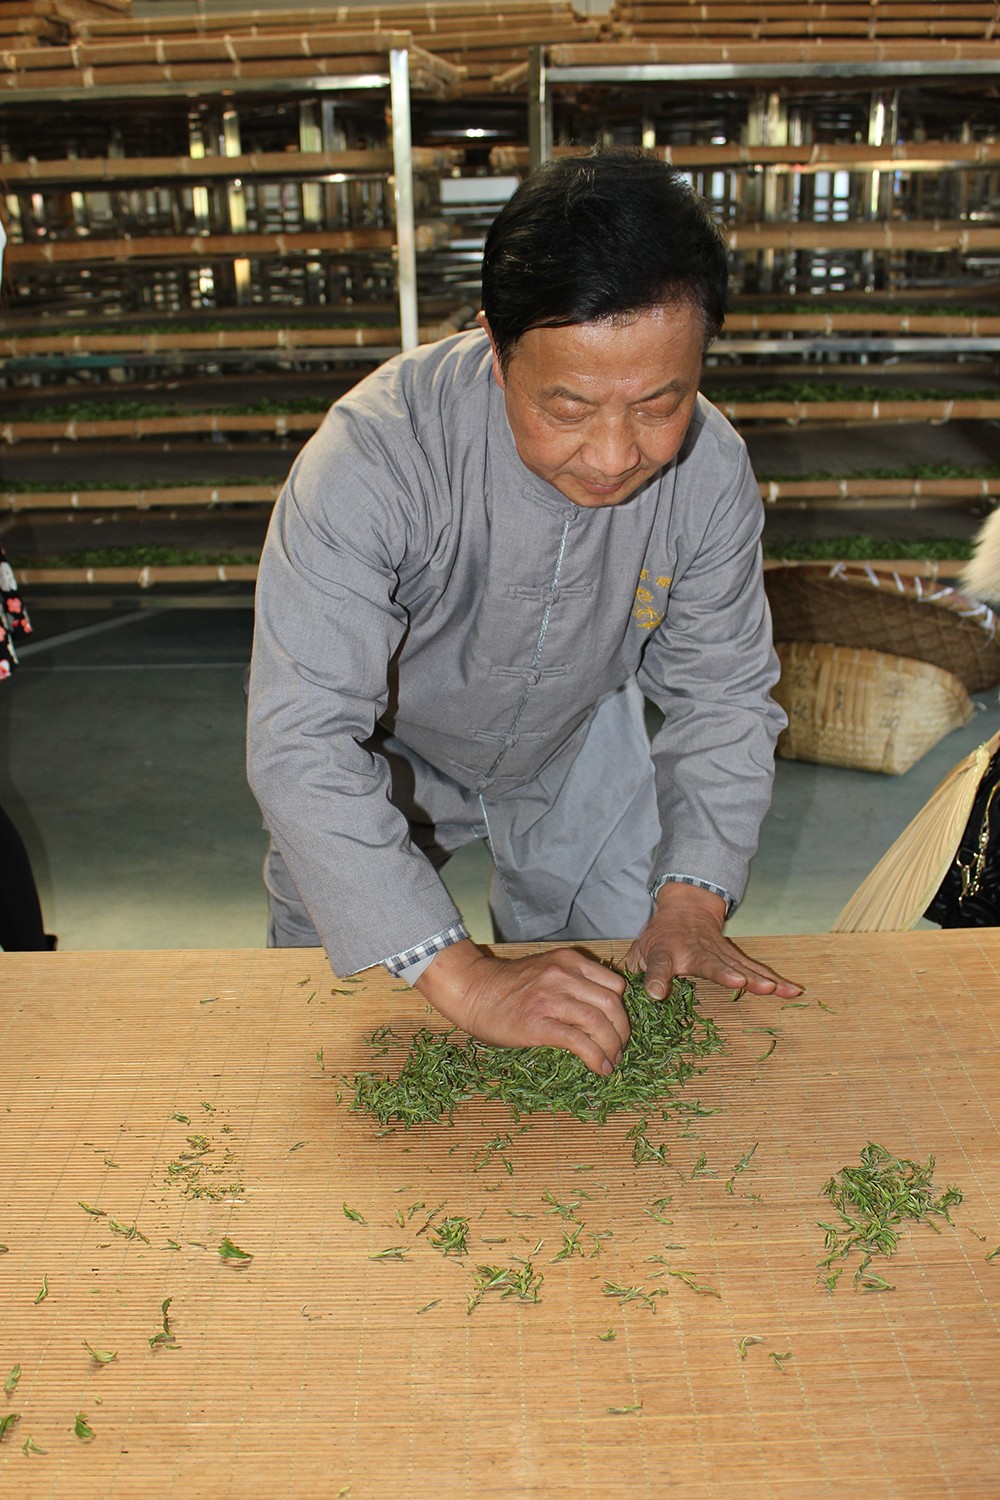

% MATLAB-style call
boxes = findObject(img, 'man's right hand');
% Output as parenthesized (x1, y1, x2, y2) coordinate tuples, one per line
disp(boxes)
(413, 939, 629, 1076)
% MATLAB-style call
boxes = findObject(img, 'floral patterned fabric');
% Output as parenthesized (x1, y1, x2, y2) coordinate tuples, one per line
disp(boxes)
(0, 546, 31, 680)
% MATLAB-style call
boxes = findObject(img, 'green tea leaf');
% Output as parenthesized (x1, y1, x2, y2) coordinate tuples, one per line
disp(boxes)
(74, 1413, 94, 1440)
(83, 1342, 117, 1365)
(342, 1204, 366, 1224)
(149, 1296, 177, 1350)
(218, 1236, 252, 1262)
(21, 1435, 45, 1455)
(0, 1413, 20, 1442)
(4, 1364, 20, 1394)
(34, 1277, 48, 1305)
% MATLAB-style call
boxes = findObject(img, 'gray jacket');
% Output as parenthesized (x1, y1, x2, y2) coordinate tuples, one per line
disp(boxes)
(247, 330, 784, 974)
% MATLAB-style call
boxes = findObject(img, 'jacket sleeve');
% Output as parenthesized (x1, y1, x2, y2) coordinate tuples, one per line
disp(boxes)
(636, 434, 785, 907)
(246, 408, 463, 975)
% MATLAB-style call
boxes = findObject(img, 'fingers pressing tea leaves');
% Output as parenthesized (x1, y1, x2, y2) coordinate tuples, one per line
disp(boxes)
(351, 974, 721, 1129)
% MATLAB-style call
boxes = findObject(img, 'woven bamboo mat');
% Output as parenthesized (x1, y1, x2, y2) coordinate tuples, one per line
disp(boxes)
(0, 935, 998, 1498)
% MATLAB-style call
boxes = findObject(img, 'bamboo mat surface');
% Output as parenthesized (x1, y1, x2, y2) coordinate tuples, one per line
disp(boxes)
(0, 934, 998, 1498)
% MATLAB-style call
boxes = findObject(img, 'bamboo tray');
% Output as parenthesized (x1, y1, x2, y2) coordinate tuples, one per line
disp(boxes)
(0, 937, 998, 1497)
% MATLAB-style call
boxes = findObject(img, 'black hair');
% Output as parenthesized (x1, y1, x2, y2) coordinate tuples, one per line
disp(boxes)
(481, 148, 729, 371)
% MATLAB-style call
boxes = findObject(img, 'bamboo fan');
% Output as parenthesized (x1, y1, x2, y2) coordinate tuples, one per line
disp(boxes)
(831, 728, 1000, 932)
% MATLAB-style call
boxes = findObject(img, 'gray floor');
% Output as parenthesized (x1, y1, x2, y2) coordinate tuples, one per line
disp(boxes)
(3, 591, 997, 959)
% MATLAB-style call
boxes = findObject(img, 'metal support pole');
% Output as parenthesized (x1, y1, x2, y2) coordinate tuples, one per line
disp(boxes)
(389, 48, 419, 352)
(528, 46, 551, 169)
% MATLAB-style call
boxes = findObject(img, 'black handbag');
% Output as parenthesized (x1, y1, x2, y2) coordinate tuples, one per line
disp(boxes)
(924, 750, 1000, 927)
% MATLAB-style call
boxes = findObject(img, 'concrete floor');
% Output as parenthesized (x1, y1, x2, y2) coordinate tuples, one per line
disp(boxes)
(3, 592, 997, 959)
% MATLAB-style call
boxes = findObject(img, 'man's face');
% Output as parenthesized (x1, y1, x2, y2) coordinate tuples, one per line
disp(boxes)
(480, 301, 704, 509)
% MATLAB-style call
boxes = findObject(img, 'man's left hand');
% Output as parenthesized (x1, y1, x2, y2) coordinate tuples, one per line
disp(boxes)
(623, 881, 803, 1001)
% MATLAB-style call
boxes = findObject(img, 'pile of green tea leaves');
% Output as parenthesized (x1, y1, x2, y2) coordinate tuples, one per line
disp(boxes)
(350, 971, 722, 1128)
(818, 1141, 963, 1290)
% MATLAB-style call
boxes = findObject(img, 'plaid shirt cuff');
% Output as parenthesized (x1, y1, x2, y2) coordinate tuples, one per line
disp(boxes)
(651, 874, 735, 917)
(382, 922, 470, 983)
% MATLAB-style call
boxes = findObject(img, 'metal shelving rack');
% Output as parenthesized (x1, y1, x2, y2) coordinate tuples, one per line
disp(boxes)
(0, 27, 468, 587)
(514, 38, 1000, 528)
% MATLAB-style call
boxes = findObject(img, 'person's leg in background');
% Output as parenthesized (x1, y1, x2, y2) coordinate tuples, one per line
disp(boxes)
(0, 800, 54, 951)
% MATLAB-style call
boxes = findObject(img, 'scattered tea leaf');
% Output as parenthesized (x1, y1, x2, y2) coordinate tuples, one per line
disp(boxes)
(21, 1435, 45, 1455)
(769, 1351, 792, 1371)
(148, 1297, 177, 1350)
(74, 1413, 94, 1440)
(79, 1202, 106, 1218)
(108, 1219, 150, 1245)
(83, 1343, 117, 1365)
(218, 1237, 253, 1263)
(467, 1261, 543, 1314)
(0, 1413, 20, 1442)
(429, 1217, 469, 1257)
(34, 1278, 48, 1305)
(602, 1281, 662, 1313)
(606, 1402, 642, 1414)
(818, 1142, 963, 1287)
(343, 1205, 366, 1224)
(737, 1335, 764, 1359)
(4, 1364, 20, 1394)
(598, 1328, 617, 1342)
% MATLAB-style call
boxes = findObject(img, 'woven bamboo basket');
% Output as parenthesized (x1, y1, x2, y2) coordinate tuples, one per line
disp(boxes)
(765, 563, 1000, 692)
(772, 642, 974, 775)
